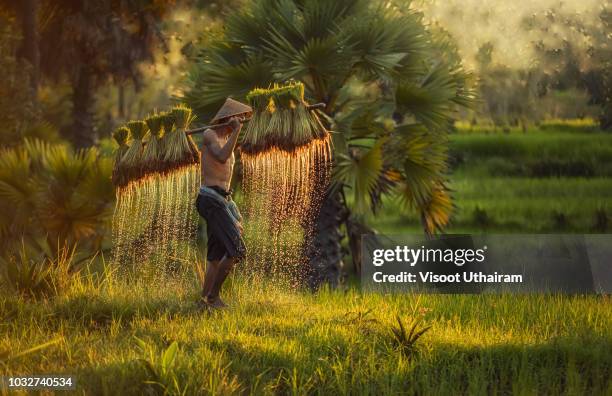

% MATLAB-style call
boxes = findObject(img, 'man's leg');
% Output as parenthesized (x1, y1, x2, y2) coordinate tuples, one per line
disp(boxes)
(206, 254, 237, 308)
(201, 260, 219, 300)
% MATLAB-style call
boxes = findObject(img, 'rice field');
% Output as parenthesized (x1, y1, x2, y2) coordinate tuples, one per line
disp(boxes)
(1, 273, 610, 395)
(372, 129, 612, 234)
(2, 127, 611, 395)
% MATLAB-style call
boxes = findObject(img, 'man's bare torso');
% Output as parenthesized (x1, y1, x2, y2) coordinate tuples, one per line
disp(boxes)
(201, 130, 234, 191)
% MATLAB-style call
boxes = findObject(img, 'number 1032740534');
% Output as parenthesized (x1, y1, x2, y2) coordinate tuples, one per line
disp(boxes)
(2, 375, 75, 389)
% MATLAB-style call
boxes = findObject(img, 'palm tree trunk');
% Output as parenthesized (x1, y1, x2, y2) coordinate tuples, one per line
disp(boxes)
(18, 0, 39, 100)
(71, 65, 96, 147)
(305, 188, 348, 290)
(345, 216, 375, 276)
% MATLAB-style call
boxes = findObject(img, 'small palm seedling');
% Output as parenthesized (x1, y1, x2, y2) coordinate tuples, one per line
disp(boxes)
(112, 126, 130, 187)
(389, 315, 432, 360)
(119, 120, 148, 187)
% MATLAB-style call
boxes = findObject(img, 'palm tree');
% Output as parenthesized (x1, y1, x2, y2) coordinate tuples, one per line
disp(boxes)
(0, 139, 114, 258)
(184, 0, 475, 287)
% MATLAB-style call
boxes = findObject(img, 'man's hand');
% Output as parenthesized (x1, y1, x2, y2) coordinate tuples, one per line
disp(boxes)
(228, 116, 241, 132)
(236, 222, 243, 234)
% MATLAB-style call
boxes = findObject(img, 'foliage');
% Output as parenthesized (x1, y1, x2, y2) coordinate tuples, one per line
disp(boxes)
(0, 241, 79, 299)
(0, 17, 61, 146)
(389, 315, 432, 360)
(185, 0, 475, 239)
(0, 0, 177, 147)
(373, 129, 612, 234)
(524, 4, 612, 129)
(0, 139, 114, 258)
(135, 337, 184, 395)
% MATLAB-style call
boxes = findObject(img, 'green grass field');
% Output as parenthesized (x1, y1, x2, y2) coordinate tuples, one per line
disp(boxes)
(2, 274, 611, 395)
(372, 130, 612, 234)
(2, 127, 611, 395)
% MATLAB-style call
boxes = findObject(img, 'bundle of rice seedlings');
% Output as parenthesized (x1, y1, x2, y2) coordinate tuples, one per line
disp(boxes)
(241, 94, 271, 153)
(242, 81, 328, 154)
(163, 105, 199, 170)
(112, 126, 130, 187)
(142, 114, 164, 175)
(119, 120, 148, 185)
(173, 104, 200, 165)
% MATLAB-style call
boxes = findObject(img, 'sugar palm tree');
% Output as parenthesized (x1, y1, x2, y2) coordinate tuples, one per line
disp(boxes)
(0, 139, 114, 258)
(184, 0, 475, 287)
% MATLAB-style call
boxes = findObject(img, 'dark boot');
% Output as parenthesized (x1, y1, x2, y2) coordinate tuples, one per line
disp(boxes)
(206, 257, 235, 308)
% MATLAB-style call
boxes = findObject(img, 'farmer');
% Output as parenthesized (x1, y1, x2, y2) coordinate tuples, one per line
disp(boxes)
(196, 98, 252, 309)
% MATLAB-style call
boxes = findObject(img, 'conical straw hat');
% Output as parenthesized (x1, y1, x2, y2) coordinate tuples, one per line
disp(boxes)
(211, 97, 252, 123)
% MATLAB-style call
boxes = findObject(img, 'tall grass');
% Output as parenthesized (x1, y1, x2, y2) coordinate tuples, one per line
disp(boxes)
(1, 271, 610, 395)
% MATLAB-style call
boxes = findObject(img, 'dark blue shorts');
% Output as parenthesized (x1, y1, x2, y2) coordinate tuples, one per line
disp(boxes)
(195, 193, 246, 261)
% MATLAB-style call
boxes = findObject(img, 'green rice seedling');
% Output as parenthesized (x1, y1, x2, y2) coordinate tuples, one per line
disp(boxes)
(120, 120, 148, 185)
(163, 106, 199, 170)
(171, 105, 200, 164)
(112, 126, 130, 187)
(143, 114, 164, 175)
(242, 81, 329, 154)
(242, 95, 270, 153)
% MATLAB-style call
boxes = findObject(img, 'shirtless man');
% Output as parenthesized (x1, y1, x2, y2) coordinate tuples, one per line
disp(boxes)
(195, 114, 246, 309)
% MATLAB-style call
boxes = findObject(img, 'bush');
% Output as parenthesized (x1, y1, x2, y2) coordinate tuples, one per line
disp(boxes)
(0, 140, 114, 259)
(0, 242, 79, 299)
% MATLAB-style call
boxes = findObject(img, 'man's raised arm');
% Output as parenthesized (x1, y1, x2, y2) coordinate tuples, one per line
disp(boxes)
(202, 117, 242, 163)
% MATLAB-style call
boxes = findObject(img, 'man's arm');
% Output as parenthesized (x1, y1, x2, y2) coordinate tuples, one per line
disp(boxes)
(201, 117, 242, 163)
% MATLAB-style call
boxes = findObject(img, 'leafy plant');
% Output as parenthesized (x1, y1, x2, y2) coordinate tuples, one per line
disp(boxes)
(135, 337, 184, 395)
(389, 315, 432, 360)
(0, 140, 114, 260)
(0, 240, 80, 299)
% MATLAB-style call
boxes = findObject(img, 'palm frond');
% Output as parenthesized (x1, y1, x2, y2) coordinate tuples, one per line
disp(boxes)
(334, 139, 386, 214)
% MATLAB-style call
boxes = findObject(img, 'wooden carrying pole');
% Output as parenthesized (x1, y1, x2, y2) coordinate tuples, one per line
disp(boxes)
(185, 102, 326, 135)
